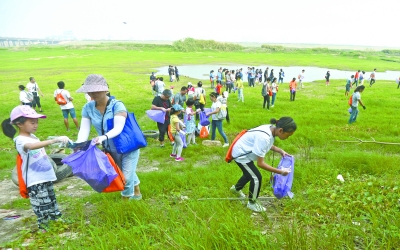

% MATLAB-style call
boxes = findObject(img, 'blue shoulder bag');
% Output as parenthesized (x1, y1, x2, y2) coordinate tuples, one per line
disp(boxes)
(106, 101, 147, 154)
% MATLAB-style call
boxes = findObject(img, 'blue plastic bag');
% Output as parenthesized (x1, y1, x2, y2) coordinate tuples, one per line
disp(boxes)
(272, 155, 294, 199)
(146, 110, 165, 124)
(199, 111, 210, 126)
(180, 132, 187, 148)
(61, 140, 118, 192)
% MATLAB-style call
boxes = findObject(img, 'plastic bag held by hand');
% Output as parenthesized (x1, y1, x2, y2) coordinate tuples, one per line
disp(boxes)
(146, 110, 166, 124)
(61, 140, 118, 192)
(272, 156, 295, 199)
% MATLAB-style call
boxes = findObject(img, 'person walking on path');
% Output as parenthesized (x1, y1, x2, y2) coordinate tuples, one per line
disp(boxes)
(289, 78, 297, 101)
(369, 69, 376, 87)
(54, 81, 80, 131)
(19, 85, 33, 107)
(345, 75, 354, 96)
(229, 117, 296, 212)
(278, 69, 284, 84)
(349, 85, 366, 124)
(205, 92, 229, 147)
(261, 79, 271, 110)
(152, 89, 172, 147)
(325, 71, 330, 86)
(26, 77, 44, 112)
(298, 70, 305, 89)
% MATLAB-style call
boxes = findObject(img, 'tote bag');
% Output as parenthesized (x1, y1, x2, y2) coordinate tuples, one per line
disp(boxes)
(107, 101, 147, 154)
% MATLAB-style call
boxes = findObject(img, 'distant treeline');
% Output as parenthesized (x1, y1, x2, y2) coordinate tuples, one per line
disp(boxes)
(172, 38, 243, 52)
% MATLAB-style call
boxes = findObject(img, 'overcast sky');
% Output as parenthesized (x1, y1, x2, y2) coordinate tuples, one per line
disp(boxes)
(0, 0, 398, 47)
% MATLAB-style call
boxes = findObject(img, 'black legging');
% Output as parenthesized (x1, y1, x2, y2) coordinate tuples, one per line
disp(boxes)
(263, 95, 270, 109)
(226, 82, 233, 93)
(234, 161, 262, 202)
(157, 120, 170, 142)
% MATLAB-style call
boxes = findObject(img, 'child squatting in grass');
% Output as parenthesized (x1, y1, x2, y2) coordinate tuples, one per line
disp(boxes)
(229, 117, 296, 212)
(2, 105, 71, 231)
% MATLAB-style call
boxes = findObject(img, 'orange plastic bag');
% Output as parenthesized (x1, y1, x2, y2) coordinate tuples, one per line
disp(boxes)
(102, 153, 126, 192)
(199, 126, 209, 138)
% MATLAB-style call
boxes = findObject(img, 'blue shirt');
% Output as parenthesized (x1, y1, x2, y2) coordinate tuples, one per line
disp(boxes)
(217, 72, 222, 81)
(82, 99, 126, 148)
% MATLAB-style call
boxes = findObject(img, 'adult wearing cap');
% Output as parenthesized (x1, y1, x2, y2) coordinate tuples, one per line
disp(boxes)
(76, 74, 142, 200)
(151, 89, 172, 147)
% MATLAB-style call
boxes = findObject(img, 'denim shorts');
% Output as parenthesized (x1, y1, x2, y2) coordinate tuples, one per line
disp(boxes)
(62, 108, 77, 119)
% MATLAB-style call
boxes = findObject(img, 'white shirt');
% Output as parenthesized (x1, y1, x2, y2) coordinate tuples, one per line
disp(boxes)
(232, 125, 274, 164)
(26, 82, 39, 93)
(20, 91, 32, 103)
(194, 87, 205, 99)
(351, 92, 361, 107)
(299, 73, 305, 81)
(54, 89, 74, 109)
(211, 100, 222, 120)
(271, 83, 278, 93)
(14, 135, 57, 187)
(156, 81, 165, 96)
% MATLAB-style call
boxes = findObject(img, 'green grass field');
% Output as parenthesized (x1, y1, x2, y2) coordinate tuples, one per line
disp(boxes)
(0, 43, 399, 249)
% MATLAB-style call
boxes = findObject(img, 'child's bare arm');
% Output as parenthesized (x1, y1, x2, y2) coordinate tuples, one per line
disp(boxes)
(24, 136, 70, 151)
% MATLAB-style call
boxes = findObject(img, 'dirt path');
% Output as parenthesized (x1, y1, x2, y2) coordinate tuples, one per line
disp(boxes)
(0, 176, 91, 246)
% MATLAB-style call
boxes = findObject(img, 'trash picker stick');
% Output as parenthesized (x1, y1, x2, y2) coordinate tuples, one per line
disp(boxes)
(197, 197, 276, 201)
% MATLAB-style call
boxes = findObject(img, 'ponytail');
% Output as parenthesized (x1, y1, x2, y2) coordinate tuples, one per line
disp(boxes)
(270, 117, 297, 133)
(1, 118, 17, 139)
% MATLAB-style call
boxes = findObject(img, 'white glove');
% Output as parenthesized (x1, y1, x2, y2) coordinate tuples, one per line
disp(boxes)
(280, 168, 291, 176)
(179, 130, 186, 136)
(94, 135, 108, 145)
(55, 136, 70, 144)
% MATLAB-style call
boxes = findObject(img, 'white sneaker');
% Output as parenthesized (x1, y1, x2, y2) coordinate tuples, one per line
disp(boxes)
(222, 143, 229, 148)
(247, 202, 266, 212)
(230, 185, 246, 198)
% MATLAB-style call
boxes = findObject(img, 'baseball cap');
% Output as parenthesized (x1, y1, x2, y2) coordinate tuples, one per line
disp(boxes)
(172, 104, 184, 111)
(10, 105, 46, 123)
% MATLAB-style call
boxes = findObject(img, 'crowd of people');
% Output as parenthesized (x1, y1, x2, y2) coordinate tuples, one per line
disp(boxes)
(3, 64, 398, 231)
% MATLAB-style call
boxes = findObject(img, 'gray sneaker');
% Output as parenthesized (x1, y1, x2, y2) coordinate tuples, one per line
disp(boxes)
(247, 202, 266, 212)
(230, 185, 246, 198)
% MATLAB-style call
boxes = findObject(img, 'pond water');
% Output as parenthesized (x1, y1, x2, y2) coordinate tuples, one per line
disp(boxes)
(156, 65, 400, 82)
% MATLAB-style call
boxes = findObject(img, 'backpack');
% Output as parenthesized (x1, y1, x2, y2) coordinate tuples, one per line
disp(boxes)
(199, 90, 206, 104)
(216, 102, 227, 120)
(16, 154, 29, 198)
(225, 129, 269, 163)
(348, 94, 353, 106)
(56, 90, 67, 105)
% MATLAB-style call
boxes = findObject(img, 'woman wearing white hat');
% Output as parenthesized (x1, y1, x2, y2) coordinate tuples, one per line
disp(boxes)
(76, 74, 142, 200)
